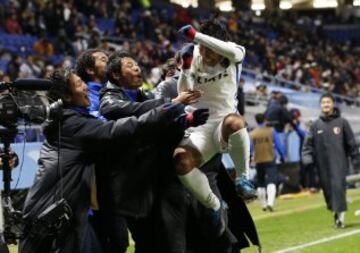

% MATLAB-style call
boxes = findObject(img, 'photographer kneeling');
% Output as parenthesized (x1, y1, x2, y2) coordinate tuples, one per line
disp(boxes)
(19, 68, 209, 253)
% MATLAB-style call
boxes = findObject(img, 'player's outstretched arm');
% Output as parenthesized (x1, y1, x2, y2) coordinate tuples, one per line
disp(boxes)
(177, 43, 194, 92)
(178, 25, 245, 63)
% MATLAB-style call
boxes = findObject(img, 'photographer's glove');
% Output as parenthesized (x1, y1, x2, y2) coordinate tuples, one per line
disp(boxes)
(176, 108, 209, 129)
(236, 176, 257, 201)
(178, 25, 197, 41)
(180, 43, 194, 70)
(186, 108, 209, 127)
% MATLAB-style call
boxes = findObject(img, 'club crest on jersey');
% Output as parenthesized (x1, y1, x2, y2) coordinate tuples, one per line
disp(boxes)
(195, 70, 229, 85)
(333, 127, 341, 135)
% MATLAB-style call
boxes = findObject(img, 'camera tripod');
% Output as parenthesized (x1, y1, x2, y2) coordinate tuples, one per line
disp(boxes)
(0, 126, 24, 253)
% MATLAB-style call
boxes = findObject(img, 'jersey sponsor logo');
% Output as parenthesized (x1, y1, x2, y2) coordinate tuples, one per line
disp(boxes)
(333, 127, 341, 135)
(317, 130, 323, 134)
(194, 70, 229, 85)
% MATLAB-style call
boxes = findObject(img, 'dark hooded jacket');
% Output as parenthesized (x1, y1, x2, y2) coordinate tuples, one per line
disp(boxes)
(99, 82, 184, 218)
(302, 108, 360, 212)
(19, 105, 186, 253)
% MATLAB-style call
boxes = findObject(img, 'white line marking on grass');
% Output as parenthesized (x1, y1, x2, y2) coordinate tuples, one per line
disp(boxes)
(272, 229, 360, 253)
(254, 196, 360, 221)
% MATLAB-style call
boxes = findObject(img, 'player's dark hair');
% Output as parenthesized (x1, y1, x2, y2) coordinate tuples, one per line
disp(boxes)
(75, 49, 107, 83)
(106, 50, 135, 85)
(320, 93, 335, 103)
(48, 67, 73, 104)
(255, 113, 265, 124)
(200, 19, 228, 41)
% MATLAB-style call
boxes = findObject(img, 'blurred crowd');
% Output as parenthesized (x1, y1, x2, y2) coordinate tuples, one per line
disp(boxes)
(0, 0, 360, 100)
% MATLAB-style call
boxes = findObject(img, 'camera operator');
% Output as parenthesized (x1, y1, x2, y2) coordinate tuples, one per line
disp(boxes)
(19, 68, 204, 253)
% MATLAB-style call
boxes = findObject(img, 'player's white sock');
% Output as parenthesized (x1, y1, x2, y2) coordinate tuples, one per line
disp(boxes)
(228, 128, 251, 178)
(267, 183, 276, 207)
(338, 212, 345, 223)
(178, 168, 220, 211)
(257, 187, 267, 208)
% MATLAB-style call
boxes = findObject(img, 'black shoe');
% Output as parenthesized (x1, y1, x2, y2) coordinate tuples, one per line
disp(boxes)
(335, 220, 345, 229)
(262, 207, 267, 212)
(267, 205, 274, 212)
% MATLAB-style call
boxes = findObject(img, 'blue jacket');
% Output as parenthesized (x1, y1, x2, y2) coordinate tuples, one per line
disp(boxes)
(87, 81, 106, 121)
(286, 123, 306, 162)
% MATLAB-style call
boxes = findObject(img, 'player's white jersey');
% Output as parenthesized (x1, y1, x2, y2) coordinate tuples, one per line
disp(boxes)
(185, 44, 244, 119)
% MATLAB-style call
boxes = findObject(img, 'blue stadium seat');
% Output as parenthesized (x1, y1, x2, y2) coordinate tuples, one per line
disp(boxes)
(0, 59, 10, 72)
(96, 18, 115, 33)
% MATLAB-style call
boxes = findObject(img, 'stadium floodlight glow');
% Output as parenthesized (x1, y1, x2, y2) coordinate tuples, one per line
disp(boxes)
(280, 1, 293, 9)
(170, 0, 198, 8)
(251, 3, 266, 10)
(216, 1, 234, 12)
(313, 0, 338, 8)
(354, 0, 360, 6)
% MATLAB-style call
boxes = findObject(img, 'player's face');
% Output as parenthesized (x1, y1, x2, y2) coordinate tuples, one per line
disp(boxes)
(320, 97, 334, 115)
(92, 51, 108, 81)
(199, 45, 223, 66)
(120, 57, 143, 89)
(67, 73, 90, 108)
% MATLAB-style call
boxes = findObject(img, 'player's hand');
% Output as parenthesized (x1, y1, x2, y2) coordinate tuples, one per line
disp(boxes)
(178, 25, 197, 41)
(180, 43, 194, 70)
(186, 108, 209, 127)
(172, 90, 202, 105)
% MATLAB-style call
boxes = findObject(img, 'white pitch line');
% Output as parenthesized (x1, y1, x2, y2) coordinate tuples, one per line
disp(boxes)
(272, 229, 360, 253)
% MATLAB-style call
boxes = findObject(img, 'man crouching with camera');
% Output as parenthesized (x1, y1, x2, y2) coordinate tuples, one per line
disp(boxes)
(19, 68, 209, 253)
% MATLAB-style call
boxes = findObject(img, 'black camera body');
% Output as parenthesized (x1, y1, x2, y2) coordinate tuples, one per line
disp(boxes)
(0, 92, 63, 129)
(29, 198, 73, 237)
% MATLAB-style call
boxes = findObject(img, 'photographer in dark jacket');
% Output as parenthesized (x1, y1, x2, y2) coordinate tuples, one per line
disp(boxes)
(19, 68, 203, 253)
(100, 50, 207, 252)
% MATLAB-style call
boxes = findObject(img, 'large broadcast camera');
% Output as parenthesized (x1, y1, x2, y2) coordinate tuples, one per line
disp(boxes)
(0, 79, 62, 128)
(0, 79, 71, 250)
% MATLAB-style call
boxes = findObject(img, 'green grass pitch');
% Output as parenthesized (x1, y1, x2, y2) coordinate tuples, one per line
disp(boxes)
(9, 188, 360, 253)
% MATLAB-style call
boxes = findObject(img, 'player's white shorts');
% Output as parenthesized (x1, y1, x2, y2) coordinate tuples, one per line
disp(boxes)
(179, 117, 228, 167)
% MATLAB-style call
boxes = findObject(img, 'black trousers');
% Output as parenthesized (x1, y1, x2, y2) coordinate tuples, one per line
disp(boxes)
(89, 210, 129, 253)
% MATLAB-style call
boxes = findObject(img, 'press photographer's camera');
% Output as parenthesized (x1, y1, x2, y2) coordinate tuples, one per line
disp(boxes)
(29, 198, 73, 237)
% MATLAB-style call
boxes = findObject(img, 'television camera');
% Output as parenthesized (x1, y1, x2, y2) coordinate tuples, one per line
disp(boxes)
(0, 79, 71, 250)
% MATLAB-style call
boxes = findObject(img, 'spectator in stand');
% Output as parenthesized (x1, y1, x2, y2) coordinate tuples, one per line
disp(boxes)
(5, 13, 22, 34)
(6, 54, 22, 81)
(154, 54, 181, 100)
(33, 37, 55, 61)
(19, 55, 41, 78)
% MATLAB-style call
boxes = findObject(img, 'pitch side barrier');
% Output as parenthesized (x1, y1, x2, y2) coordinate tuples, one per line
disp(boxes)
(241, 68, 360, 107)
(347, 173, 360, 184)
